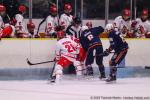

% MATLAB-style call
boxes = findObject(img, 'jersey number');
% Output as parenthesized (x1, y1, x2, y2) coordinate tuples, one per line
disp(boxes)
(65, 44, 76, 52)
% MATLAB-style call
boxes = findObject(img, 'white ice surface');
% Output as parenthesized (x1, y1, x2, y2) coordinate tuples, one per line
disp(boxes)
(0, 77, 150, 100)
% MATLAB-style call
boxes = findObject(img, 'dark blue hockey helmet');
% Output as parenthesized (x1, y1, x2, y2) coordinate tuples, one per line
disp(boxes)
(73, 17, 82, 24)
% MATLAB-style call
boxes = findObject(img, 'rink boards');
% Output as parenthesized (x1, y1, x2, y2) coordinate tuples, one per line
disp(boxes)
(0, 38, 150, 79)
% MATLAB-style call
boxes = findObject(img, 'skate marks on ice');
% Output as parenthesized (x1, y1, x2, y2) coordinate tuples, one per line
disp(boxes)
(0, 78, 150, 100)
(47, 75, 104, 85)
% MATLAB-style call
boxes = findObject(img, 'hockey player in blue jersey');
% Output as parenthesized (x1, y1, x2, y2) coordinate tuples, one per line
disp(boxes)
(103, 23, 129, 82)
(80, 26, 106, 79)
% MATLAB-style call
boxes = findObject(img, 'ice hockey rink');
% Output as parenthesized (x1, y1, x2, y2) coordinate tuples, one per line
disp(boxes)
(0, 76, 150, 100)
(0, 39, 150, 100)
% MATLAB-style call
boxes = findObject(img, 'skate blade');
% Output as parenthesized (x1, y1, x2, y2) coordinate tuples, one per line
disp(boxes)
(99, 78, 106, 81)
(47, 80, 55, 84)
(105, 80, 116, 84)
(85, 75, 94, 80)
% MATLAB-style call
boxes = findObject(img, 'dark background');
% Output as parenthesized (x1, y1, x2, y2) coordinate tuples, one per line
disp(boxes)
(0, 0, 150, 19)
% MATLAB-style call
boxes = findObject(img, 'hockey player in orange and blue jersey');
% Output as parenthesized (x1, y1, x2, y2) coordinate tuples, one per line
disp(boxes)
(80, 25, 106, 79)
(103, 23, 128, 82)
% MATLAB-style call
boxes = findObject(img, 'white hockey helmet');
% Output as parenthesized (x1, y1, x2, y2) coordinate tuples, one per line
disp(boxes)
(81, 26, 88, 32)
(105, 23, 114, 32)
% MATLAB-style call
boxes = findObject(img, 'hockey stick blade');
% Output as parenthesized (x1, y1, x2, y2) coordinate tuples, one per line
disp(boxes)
(27, 58, 34, 65)
(26, 58, 54, 66)
(145, 66, 150, 69)
(117, 66, 150, 69)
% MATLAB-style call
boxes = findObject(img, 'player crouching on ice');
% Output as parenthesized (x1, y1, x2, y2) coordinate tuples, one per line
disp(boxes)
(51, 31, 83, 83)
(104, 24, 129, 82)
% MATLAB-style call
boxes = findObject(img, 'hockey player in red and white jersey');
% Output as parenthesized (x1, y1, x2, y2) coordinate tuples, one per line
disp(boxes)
(59, 3, 73, 31)
(27, 21, 36, 38)
(45, 5, 59, 38)
(0, 5, 5, 29)
(51, 31, 83, 83)
(0, 4, 15, 38)
(0, 25, 14, 38)
(131, 9, 150, 38)
(113, 8, 132, 37)
(15, 5, 29, 38)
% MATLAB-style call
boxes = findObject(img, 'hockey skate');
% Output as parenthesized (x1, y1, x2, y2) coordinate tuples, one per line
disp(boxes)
(83, 66, 94, 80)
(99, 74, 106, 81)
(106, 75, 116, 83)
(49, 75, 62, 84)
(86, 66, 94, 76)
(50, 76, 56, 83)
(106, 67, 117, 83)
(98, 66, 106, 80)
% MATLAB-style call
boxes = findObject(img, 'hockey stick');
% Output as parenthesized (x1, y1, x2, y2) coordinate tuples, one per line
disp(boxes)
(48, 61, 56, 81)
(47, 0, 56, 7)
(26, 58, 54, 65)
(117, 66, 150, 69)
(94, 53, 150, 69)
(36, 18, 46, 35)
(94, 51, 115, 57)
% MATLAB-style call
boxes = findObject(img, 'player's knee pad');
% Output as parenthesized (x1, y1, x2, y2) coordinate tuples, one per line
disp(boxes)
(73, 61, 82, 75)
(73, 61, 81, 67)
(54, 64, 63, 75)
(56, 70, 63, 77)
